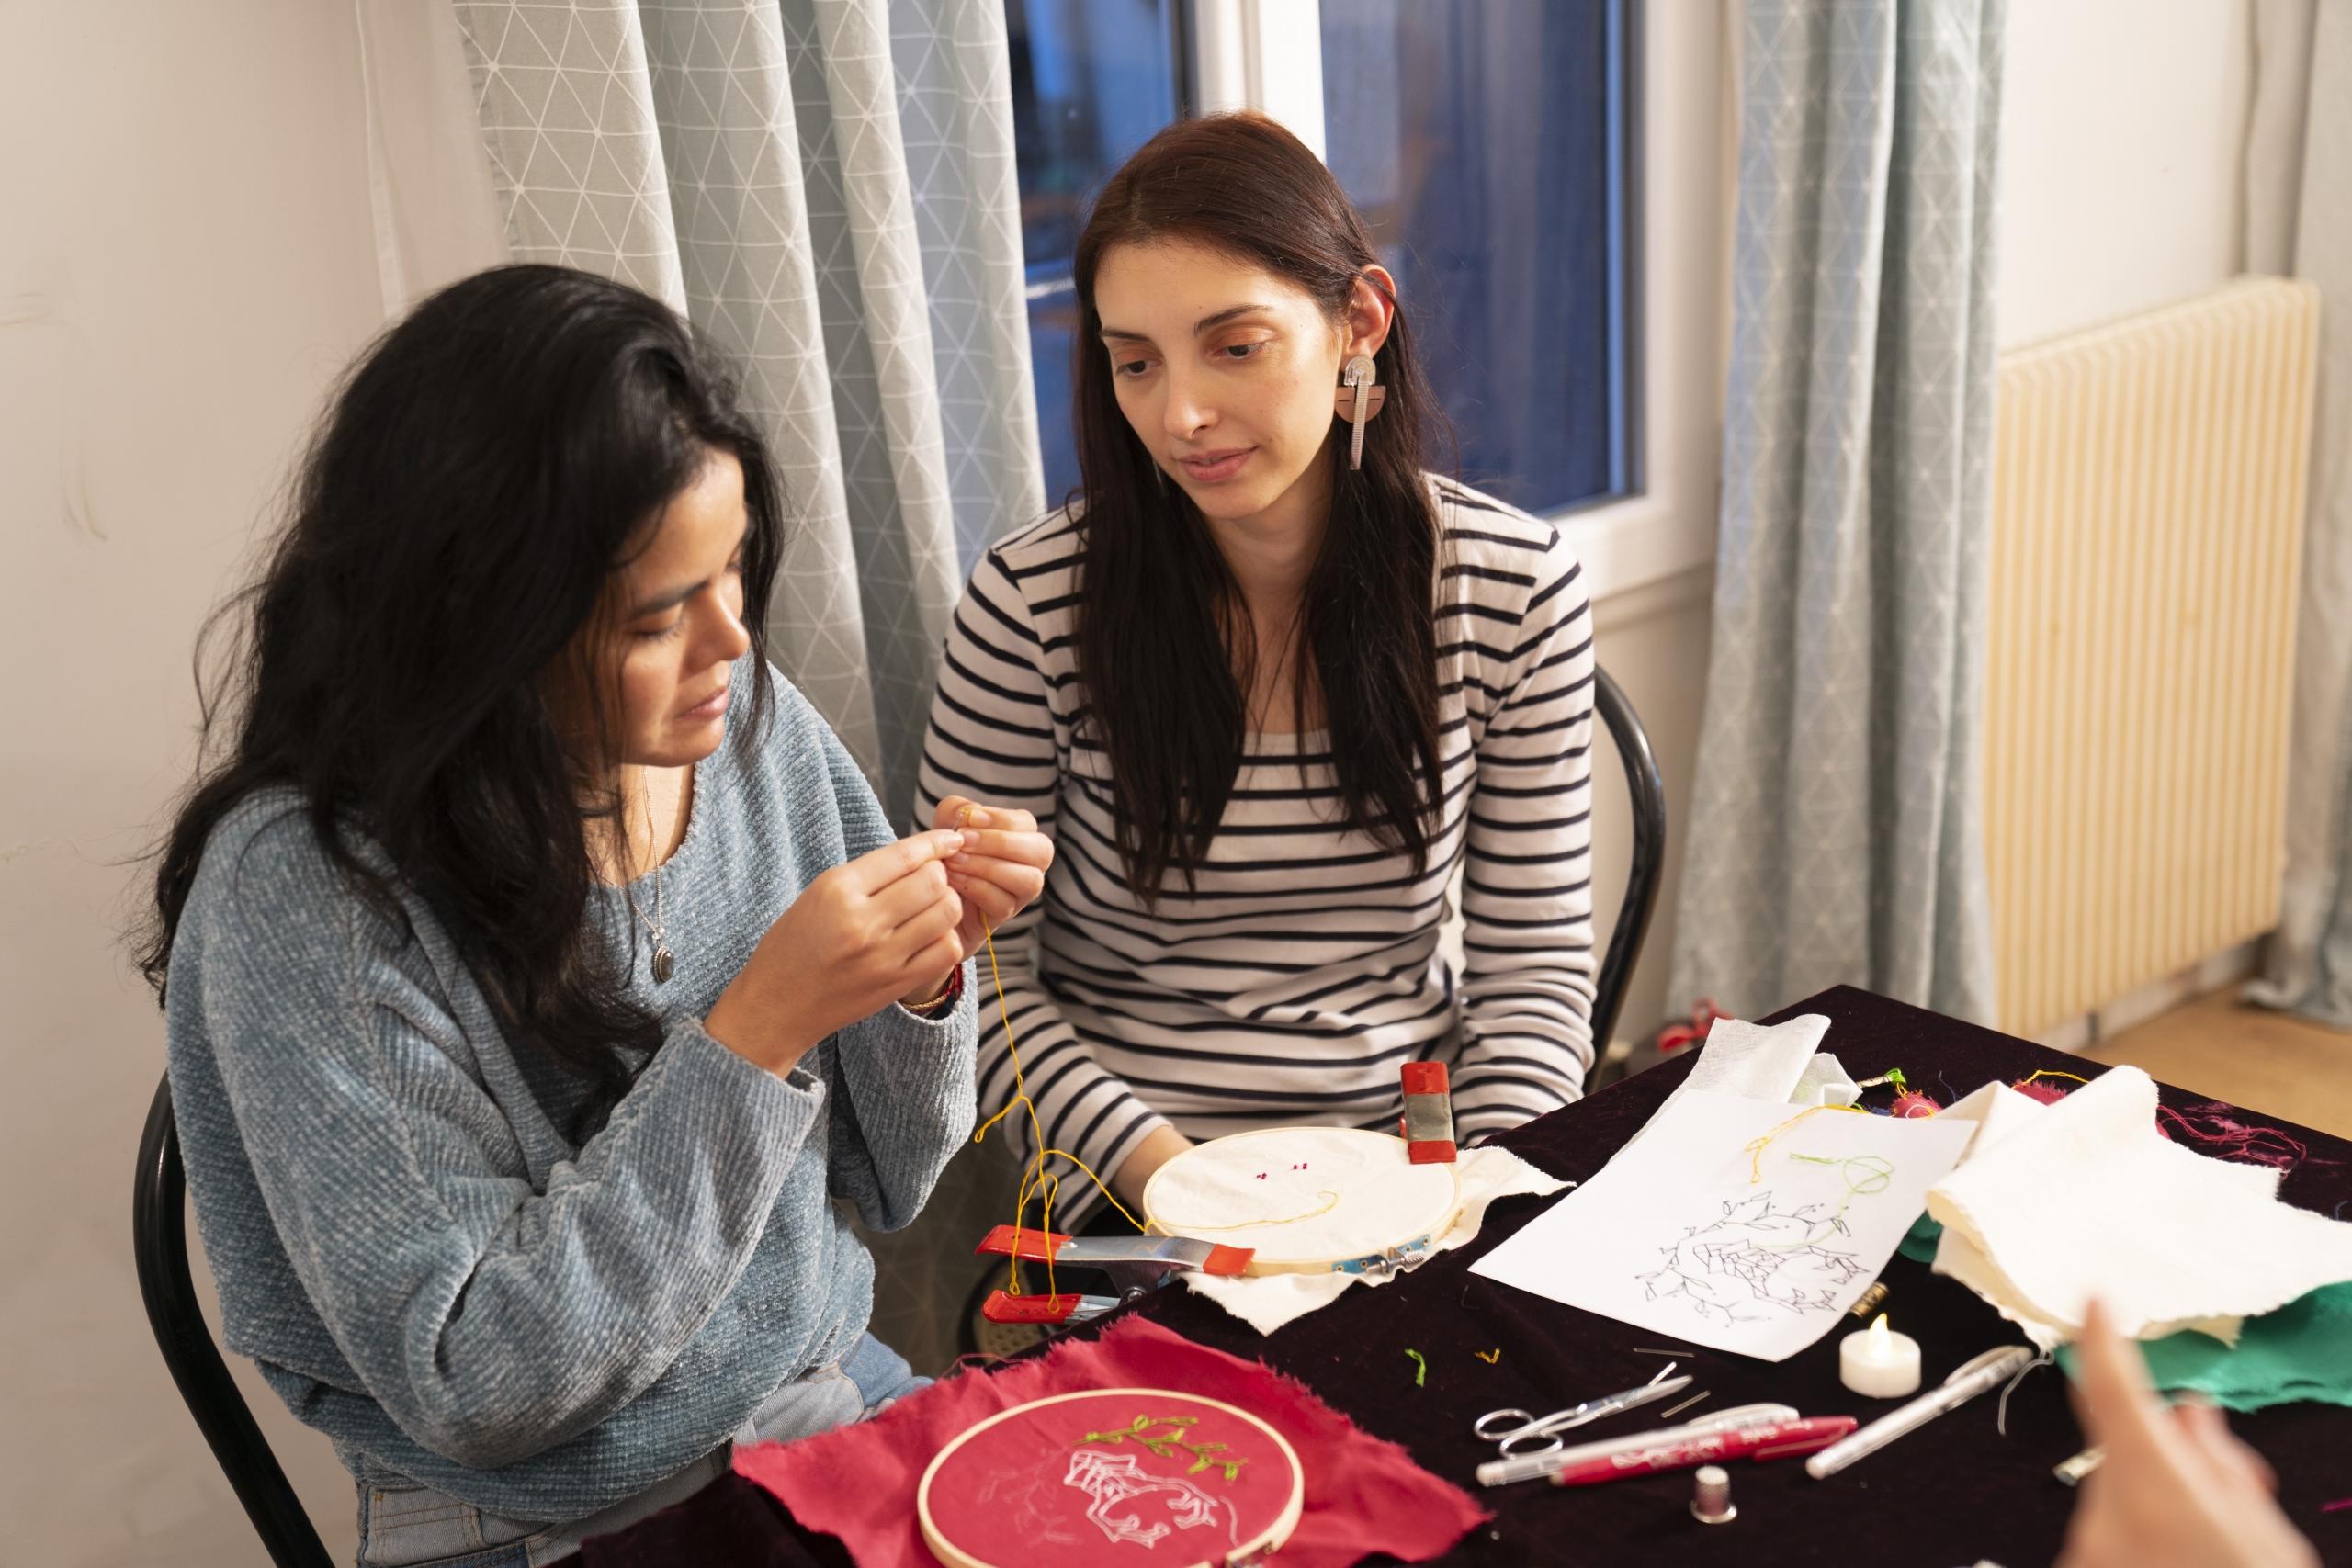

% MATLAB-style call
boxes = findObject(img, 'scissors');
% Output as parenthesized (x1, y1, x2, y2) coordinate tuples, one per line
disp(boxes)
(1473, 1362, 1696, 1456)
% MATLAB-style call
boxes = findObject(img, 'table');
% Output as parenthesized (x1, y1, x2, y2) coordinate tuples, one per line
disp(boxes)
(582, 986, 2352, 1566)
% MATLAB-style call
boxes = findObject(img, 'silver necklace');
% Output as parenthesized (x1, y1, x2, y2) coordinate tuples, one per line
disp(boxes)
(621, 789, 678, 984)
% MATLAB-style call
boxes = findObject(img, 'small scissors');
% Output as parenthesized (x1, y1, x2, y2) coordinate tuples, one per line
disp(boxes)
(1473, 1362, 1695, 1456)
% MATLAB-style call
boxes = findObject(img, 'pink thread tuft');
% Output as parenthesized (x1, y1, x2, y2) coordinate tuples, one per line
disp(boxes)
(2154, 1102, 2307, 1171)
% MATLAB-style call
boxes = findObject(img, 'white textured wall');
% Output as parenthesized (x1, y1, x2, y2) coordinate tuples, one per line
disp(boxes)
(0, 3, 383, 1562)
(1996, 0, 2253, 348)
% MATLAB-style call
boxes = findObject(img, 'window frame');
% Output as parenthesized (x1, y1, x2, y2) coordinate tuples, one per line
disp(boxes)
(1193, 0, 1726, 603)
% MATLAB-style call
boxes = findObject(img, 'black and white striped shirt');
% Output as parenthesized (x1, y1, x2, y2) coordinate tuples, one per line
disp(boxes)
(917, 478, 1597, 1198)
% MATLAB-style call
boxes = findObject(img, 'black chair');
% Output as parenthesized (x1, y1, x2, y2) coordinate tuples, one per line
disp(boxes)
(135, 1073, 335, 1568)
(1589, 663, 1668, 1058)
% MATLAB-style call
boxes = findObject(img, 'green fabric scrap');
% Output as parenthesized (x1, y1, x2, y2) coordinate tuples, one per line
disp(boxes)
(1897, 1212, 1942, 1264)
(2053, 1280, 2352, 1412)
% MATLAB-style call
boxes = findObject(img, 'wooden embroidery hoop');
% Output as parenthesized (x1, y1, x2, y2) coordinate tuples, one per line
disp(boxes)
(917, 1388, 1305, 1568)
(1142, 1127, 1464, 1277)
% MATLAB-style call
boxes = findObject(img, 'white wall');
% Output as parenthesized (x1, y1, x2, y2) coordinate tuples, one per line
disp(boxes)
(1996, 0, 2254, 349)
(0, 3, 384, 1562)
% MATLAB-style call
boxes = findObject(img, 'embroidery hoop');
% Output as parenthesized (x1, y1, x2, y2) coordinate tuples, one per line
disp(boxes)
(1142, 1127, 1464, 1277)
(917, 1387, 1305, 1568)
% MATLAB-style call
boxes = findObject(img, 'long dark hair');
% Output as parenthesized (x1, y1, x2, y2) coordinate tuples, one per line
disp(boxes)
(137, 265, 783, 1126)
(1070, 112, 1448, 903)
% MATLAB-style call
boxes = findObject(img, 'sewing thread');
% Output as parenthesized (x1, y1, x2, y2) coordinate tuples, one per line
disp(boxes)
(970, 921, 1143, 1299)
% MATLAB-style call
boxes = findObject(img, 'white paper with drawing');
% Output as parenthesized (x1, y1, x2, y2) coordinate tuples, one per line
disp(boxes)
(1471, 1090, 1976, 1360)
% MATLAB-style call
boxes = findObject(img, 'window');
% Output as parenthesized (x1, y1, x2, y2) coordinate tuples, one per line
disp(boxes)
(1004, 0, 1640, 517)
(1005, 0, 1191, 506)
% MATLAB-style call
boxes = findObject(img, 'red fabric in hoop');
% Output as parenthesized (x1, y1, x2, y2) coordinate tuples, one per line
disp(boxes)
(922, 1389, 1298, 1566)
(734, 1316, 1487, 1568)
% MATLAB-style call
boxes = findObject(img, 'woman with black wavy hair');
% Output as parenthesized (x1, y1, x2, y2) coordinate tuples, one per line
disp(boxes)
(139, 264, 1050, 1563)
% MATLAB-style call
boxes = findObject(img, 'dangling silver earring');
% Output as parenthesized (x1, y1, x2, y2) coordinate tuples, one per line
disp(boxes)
(1335, 353, 1385, 470)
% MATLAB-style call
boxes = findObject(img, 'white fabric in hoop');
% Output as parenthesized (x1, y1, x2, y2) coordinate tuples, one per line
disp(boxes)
(1144, 1128, 1463, 1273)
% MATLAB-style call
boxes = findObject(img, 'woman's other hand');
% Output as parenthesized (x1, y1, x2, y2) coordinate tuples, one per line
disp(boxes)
(707, 829, 967, 1076)
(2054, 1298, 2316, 1568)
(930, 795, 1055, 962)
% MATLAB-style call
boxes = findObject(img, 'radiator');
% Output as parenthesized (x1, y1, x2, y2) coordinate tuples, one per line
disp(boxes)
(1985, 277, 2321, 1039)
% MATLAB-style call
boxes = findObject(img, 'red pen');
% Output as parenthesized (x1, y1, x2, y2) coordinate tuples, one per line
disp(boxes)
(1549, 1416, 1858, 1487)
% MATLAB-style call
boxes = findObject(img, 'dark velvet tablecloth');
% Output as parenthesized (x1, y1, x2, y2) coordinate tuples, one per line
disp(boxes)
(582, 987, 2352, 1566)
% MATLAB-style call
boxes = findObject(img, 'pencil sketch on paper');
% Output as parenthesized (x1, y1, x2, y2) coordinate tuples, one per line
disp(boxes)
(1634, 1190, 1876, 1326)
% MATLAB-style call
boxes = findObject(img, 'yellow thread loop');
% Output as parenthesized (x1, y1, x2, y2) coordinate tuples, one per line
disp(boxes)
(1741, 1102, 1868, 1184)
(969, 921, 1143, 1300)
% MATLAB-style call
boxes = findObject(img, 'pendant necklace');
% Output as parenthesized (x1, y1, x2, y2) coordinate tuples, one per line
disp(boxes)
(622, 781, 678, 984)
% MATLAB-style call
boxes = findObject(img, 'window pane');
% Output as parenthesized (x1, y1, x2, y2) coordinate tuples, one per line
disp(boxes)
(1006, 0, 1185, 506)
(1322, 0, 1636, 513)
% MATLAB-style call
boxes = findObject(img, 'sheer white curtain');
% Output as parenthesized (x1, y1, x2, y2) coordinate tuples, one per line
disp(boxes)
(2246, 0, 2352, 1028)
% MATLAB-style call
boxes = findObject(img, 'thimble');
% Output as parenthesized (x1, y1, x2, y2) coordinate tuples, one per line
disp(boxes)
(1690, 1464, 1736, 1525)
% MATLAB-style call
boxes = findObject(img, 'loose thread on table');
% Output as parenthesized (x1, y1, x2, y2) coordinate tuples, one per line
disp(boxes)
(1405, 1348, 1427, 1387)
(1996, 1351, 2051, 1438)
(1770, 1152, 1896, 1249)
(969, 919, 1144, 1300)
(2320, 1497, 2352, 1514)
(1476, 1348, 1501, 1364)
(1742, 1103, 1871, 1183)
(2154, 1101, 2309, 1172)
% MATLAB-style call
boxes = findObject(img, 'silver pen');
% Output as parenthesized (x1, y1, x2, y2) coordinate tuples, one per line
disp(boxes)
(1477, 1404, 1800, 1487)
(1805, 1345, 2037, 1479)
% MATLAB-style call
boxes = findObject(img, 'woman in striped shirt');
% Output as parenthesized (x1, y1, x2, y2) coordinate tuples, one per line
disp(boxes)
(918, 112, 1596, 1217)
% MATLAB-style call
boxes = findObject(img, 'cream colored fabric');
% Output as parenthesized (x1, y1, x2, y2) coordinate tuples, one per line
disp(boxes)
(1146, 1128, 1462, 1272)
(1927, 1066, 2352, 1348)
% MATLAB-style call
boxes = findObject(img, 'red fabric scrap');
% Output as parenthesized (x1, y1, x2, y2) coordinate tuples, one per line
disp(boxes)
(733, 1315, 1487, 1568)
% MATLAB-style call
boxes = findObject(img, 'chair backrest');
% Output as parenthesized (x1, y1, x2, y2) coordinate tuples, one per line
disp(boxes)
(1589, 666, 1667, 1055)
(134, 1074, 335, 1568)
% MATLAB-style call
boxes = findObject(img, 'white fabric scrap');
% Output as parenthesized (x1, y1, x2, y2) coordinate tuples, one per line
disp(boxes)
(1179, 1144, 1567, 1336)
(1926, 1065, 2352, 1349)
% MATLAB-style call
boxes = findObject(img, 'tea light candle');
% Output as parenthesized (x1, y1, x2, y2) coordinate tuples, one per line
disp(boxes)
(1839, 1314, 1922, 1398)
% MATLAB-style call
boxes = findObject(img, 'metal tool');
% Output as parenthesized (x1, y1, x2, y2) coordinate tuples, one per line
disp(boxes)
(972, 1226, 1254, 1327)
(1690, 1465, 1736, 1524)
(1473, 1362, 1695, 1456)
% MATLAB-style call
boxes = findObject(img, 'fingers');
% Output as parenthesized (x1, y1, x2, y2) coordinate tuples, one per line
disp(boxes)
(948, 852, 1047, 904)
(931, 795, 975, 833)
(955, 827, 1054, 868)
(899, 931, 965, 991)
(2173, 1401, 2278, 1495)
(2069, 1300, 2170, 1461)
(846, 830, 965, 895)
(866, 857, 955, 931)
(951, 874, 1024, 933)
(891, 895, 964, 962)
(951, 804, 1039, 835)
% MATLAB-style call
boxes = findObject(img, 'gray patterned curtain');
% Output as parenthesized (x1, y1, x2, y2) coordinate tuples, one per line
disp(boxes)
(451, 0, 1042, 1371)
(1667, 0, 2003, 1023)
(451, 0, 1044, 813)
(2247, 0, 2352, 1026)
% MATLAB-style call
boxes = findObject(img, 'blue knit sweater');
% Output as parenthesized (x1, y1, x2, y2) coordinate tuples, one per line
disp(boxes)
(164, 668, 977, 1520)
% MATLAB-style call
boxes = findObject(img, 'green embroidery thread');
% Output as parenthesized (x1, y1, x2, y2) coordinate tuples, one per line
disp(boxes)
(1078, 1415, 1248, 1482)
